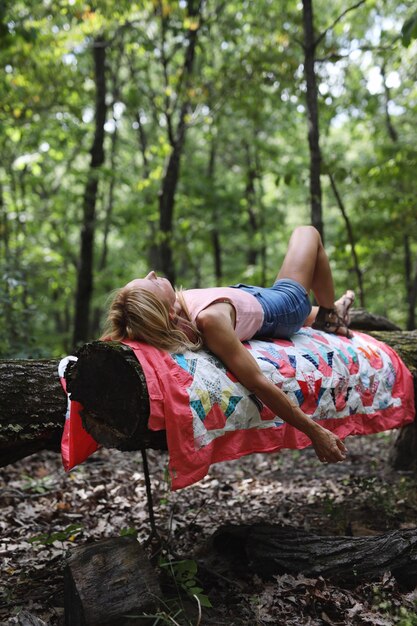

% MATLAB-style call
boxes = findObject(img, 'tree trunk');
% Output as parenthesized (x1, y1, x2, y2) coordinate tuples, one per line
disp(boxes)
(381, 62, 399, 144)
(245, 161, 259, 267)
(91, 66, 121, 338)
(65, 341, 166, 452)
(302, 0, 323, 241)
(73, 38, 107, 348)
(211, 524, 417, 588)
(207, 136, 223, 285)
(380, 62, 417, 331)
(64, 536, 161, 626)
(254, 148, 268, 287)
(328, 173, 365, 307)
(404, 233, 417, 330)
(0, 181, 15, 347)
(156, 2, 202, 283)
(157, 132, 185, 284)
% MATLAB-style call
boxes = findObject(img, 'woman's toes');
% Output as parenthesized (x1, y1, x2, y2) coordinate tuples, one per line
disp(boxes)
(335, 290, 355, 325)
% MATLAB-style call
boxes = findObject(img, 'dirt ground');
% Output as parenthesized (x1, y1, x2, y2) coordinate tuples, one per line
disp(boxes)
(1, 431, 417, 625)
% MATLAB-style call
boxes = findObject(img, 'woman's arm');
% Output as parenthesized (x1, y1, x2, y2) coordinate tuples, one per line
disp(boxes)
(196, 305, 347, 464)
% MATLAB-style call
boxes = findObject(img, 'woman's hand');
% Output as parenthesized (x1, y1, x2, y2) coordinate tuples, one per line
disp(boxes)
(309, 424, 347, 463)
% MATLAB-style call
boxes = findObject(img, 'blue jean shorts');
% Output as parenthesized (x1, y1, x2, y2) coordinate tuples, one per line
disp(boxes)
(231, 279, 312, 339)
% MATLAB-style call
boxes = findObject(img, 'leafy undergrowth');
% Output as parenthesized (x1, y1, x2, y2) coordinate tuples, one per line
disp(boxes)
(1, 432, 417, 625)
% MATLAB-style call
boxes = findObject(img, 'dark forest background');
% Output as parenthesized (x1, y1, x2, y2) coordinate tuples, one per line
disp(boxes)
(1, 0, 417, 358)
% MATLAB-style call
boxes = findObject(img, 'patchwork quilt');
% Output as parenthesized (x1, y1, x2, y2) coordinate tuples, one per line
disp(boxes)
(122, 328, 415, 490)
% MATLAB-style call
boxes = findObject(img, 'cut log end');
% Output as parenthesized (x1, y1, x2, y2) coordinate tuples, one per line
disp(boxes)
(64, 536, 162, 626)
(66, 341, 167, 451)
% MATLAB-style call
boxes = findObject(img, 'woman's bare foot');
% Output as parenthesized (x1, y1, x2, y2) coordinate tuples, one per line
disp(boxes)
(334, 290, 355, 326)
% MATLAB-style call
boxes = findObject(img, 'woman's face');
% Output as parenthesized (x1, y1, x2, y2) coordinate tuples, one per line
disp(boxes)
(125, 271, 176, 307)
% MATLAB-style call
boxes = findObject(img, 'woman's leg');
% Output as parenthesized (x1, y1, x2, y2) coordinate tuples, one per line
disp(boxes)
(276, 226, 354, 334)
(276, 225, 335, 307)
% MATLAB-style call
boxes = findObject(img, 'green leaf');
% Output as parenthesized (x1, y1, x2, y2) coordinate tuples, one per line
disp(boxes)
(401, 13, 417, 47)
(194, 594, 212, 608)
(120, 527, 138, 537)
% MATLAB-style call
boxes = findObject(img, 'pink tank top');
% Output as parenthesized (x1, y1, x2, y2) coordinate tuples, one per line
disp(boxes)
(182, 287, 264, 341)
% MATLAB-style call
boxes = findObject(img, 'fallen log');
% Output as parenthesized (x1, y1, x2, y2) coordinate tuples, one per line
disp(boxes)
(65, 331, 417, 461)
(349, 308, 402, 332)
(0, 359, 66, 465)
(211, 524, 417, 589)
(0, 328, 416, 469)
(370, 331, 417, 472)
(64, 536, 161, 626)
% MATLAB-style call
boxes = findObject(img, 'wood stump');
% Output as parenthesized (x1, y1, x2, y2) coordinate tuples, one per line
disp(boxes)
(64, 536, 161, 626)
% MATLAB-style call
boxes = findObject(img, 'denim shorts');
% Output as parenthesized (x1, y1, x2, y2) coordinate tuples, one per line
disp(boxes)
(231, 279, 312, 339)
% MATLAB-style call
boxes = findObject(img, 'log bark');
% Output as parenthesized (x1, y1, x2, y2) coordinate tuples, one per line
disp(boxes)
(0, 328, 416, 468)
(349, 308, 401, 331)
(64, 536, 161, 626)
(328, 173, 365, 308)
(0, 359, 66, 465)
(211, 524, 417, 589)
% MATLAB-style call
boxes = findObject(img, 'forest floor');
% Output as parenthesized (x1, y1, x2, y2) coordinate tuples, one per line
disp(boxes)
(1, 432, 417, 625)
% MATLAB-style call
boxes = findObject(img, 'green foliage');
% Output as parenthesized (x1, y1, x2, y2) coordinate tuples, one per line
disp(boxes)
(1, 0, 416, 355)
(21, 473, 57, 494)
(372, 586, 417, 625)
(29, 523, 83, 546)
(159, 555, 212, 608)
(401, 12, 417, 47)
(119, 526, 138, 538)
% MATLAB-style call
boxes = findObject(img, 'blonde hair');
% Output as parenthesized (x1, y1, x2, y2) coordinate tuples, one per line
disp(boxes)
(101, 285, 203, 353)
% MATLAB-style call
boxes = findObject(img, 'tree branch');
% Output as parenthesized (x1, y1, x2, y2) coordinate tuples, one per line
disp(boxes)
(315, 0, 368, 48)
(316, 42, 399, 63)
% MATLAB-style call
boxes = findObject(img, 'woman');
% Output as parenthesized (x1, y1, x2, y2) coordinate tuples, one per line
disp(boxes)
(103, 226, 355, 465)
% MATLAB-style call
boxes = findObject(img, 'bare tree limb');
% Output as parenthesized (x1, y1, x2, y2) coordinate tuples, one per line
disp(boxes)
(315, 0, 368, 49)
(328, 172, 365, 307)
(316, 42, 399, 63)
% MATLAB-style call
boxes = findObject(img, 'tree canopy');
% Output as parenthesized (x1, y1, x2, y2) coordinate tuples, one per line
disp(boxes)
(1, 0, 416, 357)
